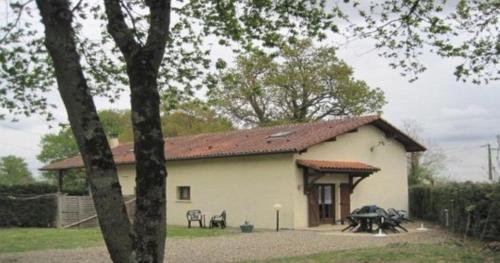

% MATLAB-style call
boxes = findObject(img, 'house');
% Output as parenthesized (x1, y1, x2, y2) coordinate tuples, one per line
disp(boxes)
(41, 115, 425, 229)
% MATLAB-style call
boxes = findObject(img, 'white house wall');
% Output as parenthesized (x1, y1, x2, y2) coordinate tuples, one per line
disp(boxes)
(117, 154, 297, 229)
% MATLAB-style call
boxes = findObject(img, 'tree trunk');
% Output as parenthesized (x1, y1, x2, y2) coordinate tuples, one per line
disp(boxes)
(102, 0, 171, 261)
(36, 1, 134, 262)
(128, 51, 167, 263)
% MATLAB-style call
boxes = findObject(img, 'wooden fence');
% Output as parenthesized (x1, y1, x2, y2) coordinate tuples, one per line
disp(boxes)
(57, 194, 135, 228)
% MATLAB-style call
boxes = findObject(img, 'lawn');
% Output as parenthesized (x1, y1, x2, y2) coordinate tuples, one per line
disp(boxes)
(254, 242, 500, 263)
(0, 226, 234, 253)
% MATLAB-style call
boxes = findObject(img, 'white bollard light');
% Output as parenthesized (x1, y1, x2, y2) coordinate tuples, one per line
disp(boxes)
(374, 228, 387, 237)
(416, 223, 428, 231)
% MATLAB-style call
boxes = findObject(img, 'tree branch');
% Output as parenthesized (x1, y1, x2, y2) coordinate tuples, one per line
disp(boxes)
(356, 0, 421, 39)
(119, 1, 142, 44)
(71, 0, 83, 13)
(0, 0, 34, 44)
(103, 0, 141, 60)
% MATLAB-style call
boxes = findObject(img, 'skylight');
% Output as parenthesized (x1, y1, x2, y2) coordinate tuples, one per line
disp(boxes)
(269, 130, 294, 138)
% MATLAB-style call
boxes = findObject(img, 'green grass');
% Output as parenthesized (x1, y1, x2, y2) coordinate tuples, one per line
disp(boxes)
(0, 228, 103, 254)
(0, 226, 234, 253)
(253, 242, 500, 263)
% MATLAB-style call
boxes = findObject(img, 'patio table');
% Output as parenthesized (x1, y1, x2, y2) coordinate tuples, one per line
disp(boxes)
(351, 212, 379, 232)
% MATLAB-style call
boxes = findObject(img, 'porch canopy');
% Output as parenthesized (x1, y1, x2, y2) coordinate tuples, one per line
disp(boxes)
(296, 159, 380, 193)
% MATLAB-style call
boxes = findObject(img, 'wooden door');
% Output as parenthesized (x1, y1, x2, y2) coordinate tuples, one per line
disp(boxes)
(307, 186, 320, 227)
(340, 183, 351, 221)
(318, 184, 335, 224)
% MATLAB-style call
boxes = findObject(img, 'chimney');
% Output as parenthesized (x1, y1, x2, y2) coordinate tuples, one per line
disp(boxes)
(109, 134, 120, 148)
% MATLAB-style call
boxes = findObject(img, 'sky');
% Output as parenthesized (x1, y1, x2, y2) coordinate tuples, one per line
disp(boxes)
(0, 1, 499, 182)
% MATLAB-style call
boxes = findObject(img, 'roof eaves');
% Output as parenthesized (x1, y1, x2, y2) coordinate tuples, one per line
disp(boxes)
(371, 118, 427, 152)
(166, 148, 298, 162)
(296, 160, 381, 174)
(318, 167, 380, 174)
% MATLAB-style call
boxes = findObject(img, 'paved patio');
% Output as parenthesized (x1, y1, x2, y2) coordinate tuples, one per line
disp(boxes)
(0, 222, 447, 263)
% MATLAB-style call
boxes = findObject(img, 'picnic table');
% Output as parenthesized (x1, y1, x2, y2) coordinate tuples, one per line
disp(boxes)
(351, 212, 379, 232)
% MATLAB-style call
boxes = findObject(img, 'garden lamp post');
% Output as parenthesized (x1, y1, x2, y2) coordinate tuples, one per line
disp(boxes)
(273, 203, 282, 232)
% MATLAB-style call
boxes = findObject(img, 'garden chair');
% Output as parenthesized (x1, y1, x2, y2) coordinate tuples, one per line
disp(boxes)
(210, 210, 226, 229)
(386, 208, 410, 232)
(341, 208, 361, 232)
(388, 208, 412, 223)
(375, 208, 402, 233)
(186, 209, 203, 228)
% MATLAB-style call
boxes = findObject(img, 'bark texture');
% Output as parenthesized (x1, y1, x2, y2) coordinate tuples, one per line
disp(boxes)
(128, 53, 168, 263)
(36, 0, 134, 262)
(103, 0, 171, 262)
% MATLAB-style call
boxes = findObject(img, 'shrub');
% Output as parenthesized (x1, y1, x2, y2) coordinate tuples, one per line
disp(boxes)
(0, 183, 58, 227)
(64, 187, 89, 196)
(0, 183, 57, 194)
(410, 182, 500, 241)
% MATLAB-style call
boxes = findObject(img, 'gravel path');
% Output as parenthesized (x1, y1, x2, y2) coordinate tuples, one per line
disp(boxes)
(0, 223, 448, 263)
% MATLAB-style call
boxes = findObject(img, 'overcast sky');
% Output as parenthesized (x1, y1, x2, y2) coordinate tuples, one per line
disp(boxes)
(0, 1, 499, 182)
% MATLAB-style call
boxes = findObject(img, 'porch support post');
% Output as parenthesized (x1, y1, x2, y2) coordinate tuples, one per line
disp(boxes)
(56, 170, 65, 228)
(303, 167, 309, 194)
(348, 176, 353, 193)
(57, 170, 64, 193)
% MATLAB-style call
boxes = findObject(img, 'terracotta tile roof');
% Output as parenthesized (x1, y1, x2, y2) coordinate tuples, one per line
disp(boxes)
(40, 115, 425, 171)
(296, 159, 380, 173)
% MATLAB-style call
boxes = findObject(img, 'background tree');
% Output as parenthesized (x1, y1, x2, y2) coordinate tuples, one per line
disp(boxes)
(210, 40, 386, 126)
(162, 100, 233, 137)
(0, 155, 34, 185)
(1, 0, 497, 261)
(98, 110, 134, 142)
(37, 127, 85, 192)
(38, 127, 79, 164)
(402, 120, 447, 186)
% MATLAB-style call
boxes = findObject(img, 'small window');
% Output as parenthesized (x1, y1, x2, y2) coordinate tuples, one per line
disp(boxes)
(177, 186, 190, 201)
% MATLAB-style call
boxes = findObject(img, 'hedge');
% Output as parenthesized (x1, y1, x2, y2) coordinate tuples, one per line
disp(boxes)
(410, 182, 500, 241)
(0, 183, 57, 194)
(0, 183, 58, 227)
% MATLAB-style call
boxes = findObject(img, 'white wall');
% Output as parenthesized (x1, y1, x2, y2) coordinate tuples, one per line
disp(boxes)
(117, 154, 297, 229)
(117, 164, 136, 196)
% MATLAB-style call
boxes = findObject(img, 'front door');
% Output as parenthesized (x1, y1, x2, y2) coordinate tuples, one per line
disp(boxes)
(317, 184, 335, 224)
